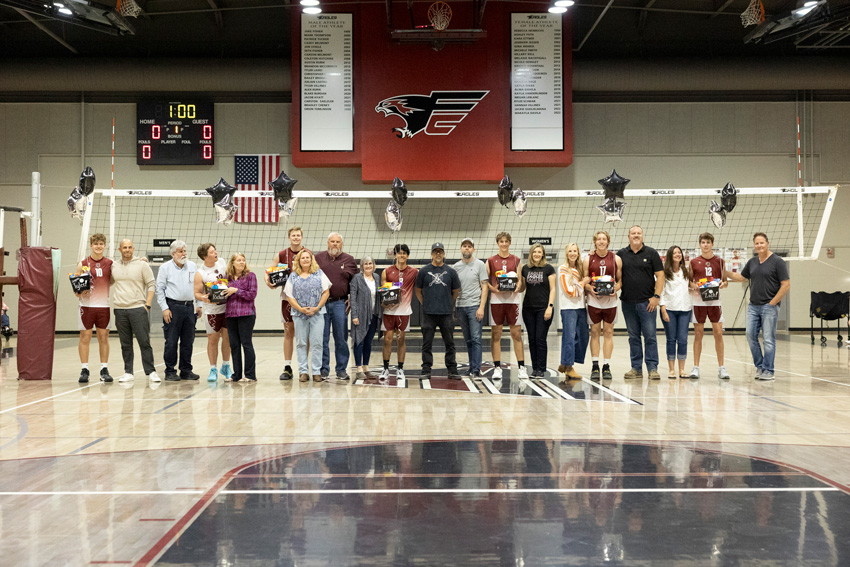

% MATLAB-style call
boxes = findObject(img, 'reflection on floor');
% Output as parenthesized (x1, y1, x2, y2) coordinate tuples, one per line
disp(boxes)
(157, 440, 849, 566)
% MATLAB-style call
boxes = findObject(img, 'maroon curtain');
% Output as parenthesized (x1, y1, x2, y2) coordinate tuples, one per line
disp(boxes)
(17, 247, 57, 380)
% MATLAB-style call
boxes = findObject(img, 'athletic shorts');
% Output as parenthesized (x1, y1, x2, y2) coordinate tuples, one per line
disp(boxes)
(382, 314, 411, 332)
(79, 306, 110, 331)
(490, 303, 520, 326)
(281, 301, 294, 324)
(587, 305, 617, 325)
(693, 306, 723, 324)
(204, 312, 226, 334)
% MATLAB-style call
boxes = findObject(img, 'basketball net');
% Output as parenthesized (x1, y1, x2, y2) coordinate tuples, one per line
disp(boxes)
(428, 1, 452, 31)
(116, 0, 142, 18)
(741, 0, 765, 27)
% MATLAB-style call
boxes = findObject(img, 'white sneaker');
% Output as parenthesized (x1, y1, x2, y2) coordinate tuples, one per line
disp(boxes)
(688, 367, 700, 380)
(397, 368, 405, 380)
(718, 367, 730, 380)
(379, 368, 390, 380)
(517, 366, 529, 379)
(148, 371, 162, 383)
(492, 367, 503, 379)
(118, 373, 135, 382)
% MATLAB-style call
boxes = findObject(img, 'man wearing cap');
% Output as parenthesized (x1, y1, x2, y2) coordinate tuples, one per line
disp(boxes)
(415, 242, 462, 379)
(453, 238, 488, 379)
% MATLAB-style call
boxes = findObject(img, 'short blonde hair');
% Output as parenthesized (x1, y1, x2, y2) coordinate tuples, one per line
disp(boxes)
(527, 243, 548, 268)
(592, 230, 610, 248)
(226, 253, 250, 279)
(293, 249, 319, 275)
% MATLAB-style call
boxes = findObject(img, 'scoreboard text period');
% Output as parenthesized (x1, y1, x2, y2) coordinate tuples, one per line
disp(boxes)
(137, 101, 214, 165)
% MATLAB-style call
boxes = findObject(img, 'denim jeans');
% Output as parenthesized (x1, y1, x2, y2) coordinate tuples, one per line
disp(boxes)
(226, 314, 256, 380)
(620, 300, 659, 371)
(522, 306, 553, 374)
(662, 310, 690, 361)
(560, 308, 589, 366)
(352, 315, 379, 366)
(456, 305, 483, 374)
(322, 299, 350, 375)
(295, 313, 325, 376)
(747, 303, 779, 374)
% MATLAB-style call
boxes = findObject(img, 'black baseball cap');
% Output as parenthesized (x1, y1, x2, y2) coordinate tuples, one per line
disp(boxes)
(431, 242, 445, 252)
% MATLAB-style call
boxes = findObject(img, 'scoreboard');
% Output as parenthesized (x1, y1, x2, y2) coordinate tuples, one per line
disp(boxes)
(136, 101, 214, 165)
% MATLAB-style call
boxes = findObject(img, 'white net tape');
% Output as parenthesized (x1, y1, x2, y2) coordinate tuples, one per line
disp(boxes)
(119, 0, 142, 18)
(428, 1, 452, 31)
(741, 0, 764, 27)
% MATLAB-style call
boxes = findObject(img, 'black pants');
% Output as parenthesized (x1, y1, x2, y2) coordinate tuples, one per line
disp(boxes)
(421, 312, 457, 373)
(163, 300, 196, 375)
(114, 306, 155, 375)
(227, 314, 256, 381)
(522, 306, 552, 374)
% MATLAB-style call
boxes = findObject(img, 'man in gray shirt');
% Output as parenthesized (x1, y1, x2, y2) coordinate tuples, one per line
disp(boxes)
(155, 240, 202, 381)
(453, 238, 489, 379)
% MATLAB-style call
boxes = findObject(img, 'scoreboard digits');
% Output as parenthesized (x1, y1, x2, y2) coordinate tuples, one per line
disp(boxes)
(137, 101, 214, 165)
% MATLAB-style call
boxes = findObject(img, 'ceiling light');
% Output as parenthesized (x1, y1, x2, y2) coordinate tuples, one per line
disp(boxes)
(303, 6, 322, 14)
(300, 0, 319, 5)
(548, 6, 567, 14)
(52, 1, 63, 6)
(792, 0, 822, 18)
(554, 0, 575, 6)
(58, 6, 72, 14)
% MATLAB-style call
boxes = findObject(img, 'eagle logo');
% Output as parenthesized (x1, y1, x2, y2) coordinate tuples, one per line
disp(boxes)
(375, 90, 489, 139)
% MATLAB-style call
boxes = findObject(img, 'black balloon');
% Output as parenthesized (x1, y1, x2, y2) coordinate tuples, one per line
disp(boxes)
(596, 198, 627, 224)
(391, 177, 408, 207)
(498, 175, 513, 207)
(79, 166, 96, 196)
(721, 182, 737, 213)
(598, 169, 630, 200)
(205, 177, 239, 225)
(269, 170, 297, 203)
(709, 200, 726, 229)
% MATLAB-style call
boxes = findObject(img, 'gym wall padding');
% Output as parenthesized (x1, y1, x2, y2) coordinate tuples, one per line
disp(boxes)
(17, 247, 58, 380)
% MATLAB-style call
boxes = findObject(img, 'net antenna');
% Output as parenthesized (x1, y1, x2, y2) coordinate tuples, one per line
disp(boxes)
(741, 0, 765, 27)
(428, 1, 453, 31)
(116, 0, 143, 18)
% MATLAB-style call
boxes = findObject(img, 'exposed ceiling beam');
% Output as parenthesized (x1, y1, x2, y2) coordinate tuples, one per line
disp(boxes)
(206, 0, 223, 30)
(710, 0, 736, 20)
(576, 0, 615, 52)
(13, 7, 78, 54)
(638, 0, 656, 34)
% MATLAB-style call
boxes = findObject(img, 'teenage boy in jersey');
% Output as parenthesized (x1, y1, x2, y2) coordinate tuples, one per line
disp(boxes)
(194, 243, 232, 382)
(265, 226, 309, 381)
(617, 226, 664, 381)
(415, 243, 462, 379)
(486, 232, 527, 379)
(453, 238, 489, 379)
(76, 233, 114, 383)
(727, 232, 790, 381)
(583, 230, 622, 381)
(689, 232, 730, 380)
(380, 243, 418, 380)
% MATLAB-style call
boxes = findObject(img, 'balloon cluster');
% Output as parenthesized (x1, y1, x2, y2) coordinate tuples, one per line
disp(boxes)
(269, 170, 298, 220)
(708, 182, 738, 229)
(595, 170, 629, 224)
(385, 177, 407, 233)
(67, 166, 96, 221)
(496, 175, 527, 218)
(205, 178, 239, 225)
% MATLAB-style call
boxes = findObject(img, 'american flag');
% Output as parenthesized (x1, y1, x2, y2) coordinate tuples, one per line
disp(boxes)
(234, 154, 280, 223)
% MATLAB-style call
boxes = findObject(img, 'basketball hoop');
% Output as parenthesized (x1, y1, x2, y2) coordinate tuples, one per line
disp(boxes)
(116, 0, 142, 18)
(741, 0, 765, 27)
(427, 1, 452, 31)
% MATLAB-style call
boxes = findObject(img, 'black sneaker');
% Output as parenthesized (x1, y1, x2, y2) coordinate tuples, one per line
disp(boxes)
(165, 373, 180, 382)
(448, 371, 462, 380)
(590, 367, 601, 381)
(602, 365, 613, 381)
(99, 368, 113, 383)
(280, 367, 293, 381)
(420, 369, 431, 380)
(180, 372, 200, 381)
(79, 368, 90, 383)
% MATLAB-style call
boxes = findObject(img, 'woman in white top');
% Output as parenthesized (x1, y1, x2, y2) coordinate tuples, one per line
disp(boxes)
(659, 245, 692, 378)
(193, 243, 232, 382)
(350, 256, 382, 380)
(557, 243, 590, 380)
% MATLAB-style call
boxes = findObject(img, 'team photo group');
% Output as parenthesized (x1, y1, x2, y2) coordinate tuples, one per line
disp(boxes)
(73, 223, 790, 386)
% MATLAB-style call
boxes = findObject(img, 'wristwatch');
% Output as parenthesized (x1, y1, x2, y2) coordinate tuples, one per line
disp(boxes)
(652, 294, 660, 299)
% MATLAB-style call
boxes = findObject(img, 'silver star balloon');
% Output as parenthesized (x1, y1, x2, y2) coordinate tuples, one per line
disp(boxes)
(512, 188, 527, 218)
(279, 196, 298, 219)
(67, 187, 87, 221)
(709, 200, 726, 229)
(214, 202, 238, 225)
(385, 200, 403, 233)
(596, 198, 627, 223)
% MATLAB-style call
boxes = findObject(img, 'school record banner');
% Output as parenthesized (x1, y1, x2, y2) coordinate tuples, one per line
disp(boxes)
(290, 2, 572, 183)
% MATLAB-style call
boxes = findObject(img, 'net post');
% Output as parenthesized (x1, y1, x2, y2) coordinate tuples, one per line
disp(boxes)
(109, 117, 116, 260)
(796, 115, 805, 258)
(809, 185, 838, 260)
(78, 193, 95, 263)
(31, 171, 41, 247)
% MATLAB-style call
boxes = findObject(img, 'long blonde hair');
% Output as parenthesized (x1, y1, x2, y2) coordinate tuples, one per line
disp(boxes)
(564, 243, 584, 279)
(226, 253, 250, 279)
(527, 243, 548, 268)
(293, 248, 320, 275)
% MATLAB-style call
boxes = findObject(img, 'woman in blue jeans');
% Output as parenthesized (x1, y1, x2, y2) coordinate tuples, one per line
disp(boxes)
(659, 246, 692, 378)
(557, 243, 589, 380)
(350, 256, 382, 380)
(285, 249, 331, 383)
